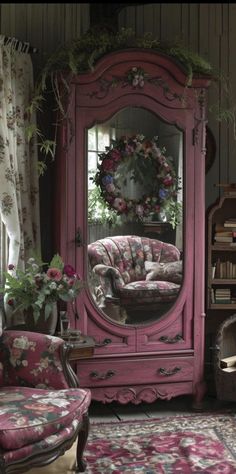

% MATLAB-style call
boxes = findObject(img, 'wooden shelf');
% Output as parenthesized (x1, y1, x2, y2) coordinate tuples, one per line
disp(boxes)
(207, 194, 236, 313)
(210, 304, 236, 309)
(211, 245, 236, 251)
(211, 279, 236, 285)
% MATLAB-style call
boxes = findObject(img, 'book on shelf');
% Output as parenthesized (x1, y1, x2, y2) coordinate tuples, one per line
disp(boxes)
(214, 259, 236, 278)
(224, 218, 236, 228)
(212, 264, 216, 279)
(215, 231, 233, 237)
(220, 355, 236, 368)
(215, 236, 233, 242)
(214, 288, 231, 304)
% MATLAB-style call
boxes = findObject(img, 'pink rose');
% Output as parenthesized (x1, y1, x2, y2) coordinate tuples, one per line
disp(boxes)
(102, 159, 115, 172)
(163, 176, 173, 187)
(47, 268, 62, 281)
(113, 198, 127, 212)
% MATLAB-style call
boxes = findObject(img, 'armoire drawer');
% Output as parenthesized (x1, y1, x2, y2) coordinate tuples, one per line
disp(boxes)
(78, 356, 194, 387)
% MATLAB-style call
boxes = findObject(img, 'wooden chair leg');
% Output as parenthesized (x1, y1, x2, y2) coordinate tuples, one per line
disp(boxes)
(75, 412, 90, 472)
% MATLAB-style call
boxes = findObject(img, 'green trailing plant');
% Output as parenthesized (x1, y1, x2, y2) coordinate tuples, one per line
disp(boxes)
(26, 26, 235, 174)
(88, 186, 120, 226)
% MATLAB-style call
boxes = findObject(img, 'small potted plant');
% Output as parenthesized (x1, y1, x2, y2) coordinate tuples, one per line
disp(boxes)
(1, 254, 84, 334)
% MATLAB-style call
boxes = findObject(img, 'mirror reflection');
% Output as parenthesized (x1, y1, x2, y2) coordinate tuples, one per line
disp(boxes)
(87, 107, 183, 325)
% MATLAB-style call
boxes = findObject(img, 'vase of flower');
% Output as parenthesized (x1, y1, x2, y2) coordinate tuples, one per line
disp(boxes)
(1, 253, 85, 335)
(24, 302, 58, 335)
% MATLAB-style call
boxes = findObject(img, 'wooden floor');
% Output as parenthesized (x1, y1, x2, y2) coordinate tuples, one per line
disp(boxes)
(88, 394, 231, 423)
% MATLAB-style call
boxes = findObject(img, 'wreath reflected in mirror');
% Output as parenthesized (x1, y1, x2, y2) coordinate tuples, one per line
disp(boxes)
(93, 134, 182, 228)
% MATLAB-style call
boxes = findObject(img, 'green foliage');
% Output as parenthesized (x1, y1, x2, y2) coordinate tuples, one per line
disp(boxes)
(27, 26, 233, 173)
(165, 200, 183, 229)
(88, 186, 119, 225)
(49, 253, 64, 270)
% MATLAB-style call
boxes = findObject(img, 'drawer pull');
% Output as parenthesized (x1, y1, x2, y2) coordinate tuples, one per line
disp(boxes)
(159, 334, 183, 344)
(158, 367, 181, 376)
(90, 369, 116, 380)
(95, 338, 112, 347)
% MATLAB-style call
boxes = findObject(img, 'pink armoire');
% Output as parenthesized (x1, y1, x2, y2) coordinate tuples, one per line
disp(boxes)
(54, 48, 211, 405)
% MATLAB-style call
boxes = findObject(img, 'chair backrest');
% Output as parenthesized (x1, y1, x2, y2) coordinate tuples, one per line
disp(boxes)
(88, 235, 180, 284)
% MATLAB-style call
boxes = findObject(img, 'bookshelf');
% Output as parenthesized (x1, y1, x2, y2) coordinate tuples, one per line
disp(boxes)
(207, 192, 236, 310)
(206, 191, 236, 395)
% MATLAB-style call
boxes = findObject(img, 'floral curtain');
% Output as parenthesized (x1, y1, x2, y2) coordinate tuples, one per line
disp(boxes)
(0, 36, 41, 324)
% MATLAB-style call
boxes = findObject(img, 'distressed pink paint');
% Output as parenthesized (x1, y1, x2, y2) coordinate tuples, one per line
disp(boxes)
(54, 50, 211, 405)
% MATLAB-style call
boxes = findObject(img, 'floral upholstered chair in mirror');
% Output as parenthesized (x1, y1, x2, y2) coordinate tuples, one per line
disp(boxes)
(0, 318, 91, 473)
(88, 235, 182, 322)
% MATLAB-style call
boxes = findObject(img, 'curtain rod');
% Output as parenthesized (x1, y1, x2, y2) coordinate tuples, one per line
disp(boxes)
(1, 35, 38, 54)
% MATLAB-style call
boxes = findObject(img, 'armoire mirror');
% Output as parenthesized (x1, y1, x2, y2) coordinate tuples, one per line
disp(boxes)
(87, 106, 184, 326)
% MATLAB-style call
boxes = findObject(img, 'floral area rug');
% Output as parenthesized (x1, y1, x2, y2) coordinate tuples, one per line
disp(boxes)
(84, 414, 236, 473)
(26, 413, 236, 473)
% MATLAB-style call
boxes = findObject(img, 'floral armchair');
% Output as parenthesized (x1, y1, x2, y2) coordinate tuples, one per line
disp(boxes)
(88, 235, 182, 311)
(0, 328, 91, 473)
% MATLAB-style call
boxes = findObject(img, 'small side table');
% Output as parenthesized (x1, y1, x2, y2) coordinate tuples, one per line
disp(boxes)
(57, 333, 95, 361)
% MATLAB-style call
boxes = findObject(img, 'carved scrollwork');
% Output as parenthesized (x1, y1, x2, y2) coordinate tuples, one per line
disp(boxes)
(86, 67, 184, 102)
(104, 386, 174, 404)
(193, 88, 208, 154)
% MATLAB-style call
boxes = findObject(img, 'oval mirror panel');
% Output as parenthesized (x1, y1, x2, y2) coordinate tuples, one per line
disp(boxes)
(87, 107, 184, 325)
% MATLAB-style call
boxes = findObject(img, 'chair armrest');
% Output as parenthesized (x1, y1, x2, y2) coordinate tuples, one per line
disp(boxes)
(93, 264, 124, 289)
(0, 330, 79, 389)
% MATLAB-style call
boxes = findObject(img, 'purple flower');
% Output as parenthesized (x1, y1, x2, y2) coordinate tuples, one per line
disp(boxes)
(159, 188, 168, 199)
(102, 175, 113, 185)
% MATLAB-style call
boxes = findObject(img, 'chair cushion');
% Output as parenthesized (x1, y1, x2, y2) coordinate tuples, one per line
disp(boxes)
(145, 260, 183, 284)
(3, 417, 80, 465)
(119, 280, 180, 305)
(0, 386, 91, 450)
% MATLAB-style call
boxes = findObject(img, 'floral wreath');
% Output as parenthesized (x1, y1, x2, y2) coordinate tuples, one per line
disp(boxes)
(94, 134, 179, 222)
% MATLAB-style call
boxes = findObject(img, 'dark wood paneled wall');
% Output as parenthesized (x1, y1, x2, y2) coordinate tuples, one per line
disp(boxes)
(0, 3, 236, 209)
(118, 4, 236, 209)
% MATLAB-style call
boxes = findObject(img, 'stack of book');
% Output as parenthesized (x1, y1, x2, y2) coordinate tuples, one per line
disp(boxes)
(213, 221, 236, 245)
(224, 218, 236, 228)
(214, 288, 231, 304)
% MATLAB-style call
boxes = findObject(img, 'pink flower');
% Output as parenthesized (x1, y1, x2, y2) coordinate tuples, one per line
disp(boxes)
(47, 268, 62, 281)
(113, 198, 127, 212)
(68, 279, 75, 286)
(102, 159, 115, 172)
(63, 264, 76, 277)
(163, 176, 173, 187)
(110, 149, 121, 161)
(106, 183, 115, 193)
